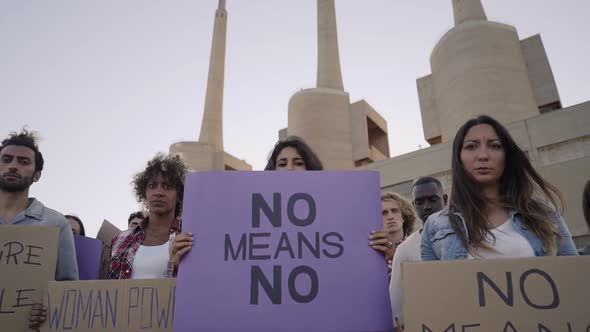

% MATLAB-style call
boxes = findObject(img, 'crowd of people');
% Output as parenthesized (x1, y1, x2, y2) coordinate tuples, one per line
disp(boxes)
(1, 114, 588, 331)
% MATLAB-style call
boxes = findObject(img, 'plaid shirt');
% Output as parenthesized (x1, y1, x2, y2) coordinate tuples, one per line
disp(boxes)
(108, 216, 182, 279)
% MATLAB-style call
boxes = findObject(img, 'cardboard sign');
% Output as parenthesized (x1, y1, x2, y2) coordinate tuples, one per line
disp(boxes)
(41, 278, 176, 332)
(95, 220, 121, 280)
(175, 171, 393, 332)
(74, 236, 103, 280)
(96, 220, 120, 246)
(402, 256, 590, 331)
(0, 225, 59, 332)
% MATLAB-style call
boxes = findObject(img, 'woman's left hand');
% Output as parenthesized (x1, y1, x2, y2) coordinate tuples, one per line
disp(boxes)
(369, 229, 396, 261)
(170, 232, 194, 268)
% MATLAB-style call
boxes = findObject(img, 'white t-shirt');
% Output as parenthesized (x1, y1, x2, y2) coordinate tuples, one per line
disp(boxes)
(131, 242, 170, 279)
(389, 231, 422, 327)
(471, 219, 535, 259)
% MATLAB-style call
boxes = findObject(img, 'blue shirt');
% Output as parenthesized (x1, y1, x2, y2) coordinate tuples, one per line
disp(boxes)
(421, 207, 578, 260)
(0, 198, 79, 280)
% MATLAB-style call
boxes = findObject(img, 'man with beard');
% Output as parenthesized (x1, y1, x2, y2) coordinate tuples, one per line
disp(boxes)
(0, 130, 78, 330)
(389, 176, 447, 330)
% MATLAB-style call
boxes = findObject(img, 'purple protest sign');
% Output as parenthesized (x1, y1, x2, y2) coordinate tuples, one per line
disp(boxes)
(73, 235, 102, 280)
(174, 171, 393, 332)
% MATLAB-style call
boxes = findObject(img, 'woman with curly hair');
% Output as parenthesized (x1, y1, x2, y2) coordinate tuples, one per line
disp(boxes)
(369, 192, 417, 280)
(422, 115, 577, 260)
(109, 153, 193, 279)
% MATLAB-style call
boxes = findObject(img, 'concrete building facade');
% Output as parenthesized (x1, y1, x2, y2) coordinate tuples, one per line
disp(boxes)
(419, 0, 548, 144)
(283, 0, 390, 169)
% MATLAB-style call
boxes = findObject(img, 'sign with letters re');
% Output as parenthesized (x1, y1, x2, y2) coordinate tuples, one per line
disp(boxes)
(402, 256, 590, 331)
(175, 171, 393, 332)
(0, 225, 59, 332)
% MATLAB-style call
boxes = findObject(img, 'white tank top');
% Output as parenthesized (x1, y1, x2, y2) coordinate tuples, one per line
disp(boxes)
(131, 242, 169, 279)
(471, 219, 535, 259)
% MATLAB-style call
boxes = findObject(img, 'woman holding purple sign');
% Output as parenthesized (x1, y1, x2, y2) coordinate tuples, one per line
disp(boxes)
(109, 153, 194, 279)
(266, 136, 414, 281)
(421, 115, 578, 261)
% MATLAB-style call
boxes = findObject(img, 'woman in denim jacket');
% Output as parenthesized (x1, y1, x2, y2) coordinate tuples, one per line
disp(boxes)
(422, 115, 578, 260)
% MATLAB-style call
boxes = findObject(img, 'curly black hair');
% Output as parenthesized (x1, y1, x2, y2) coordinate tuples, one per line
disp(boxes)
(0, 129, 44, 173)
(133, 153, 187, 216)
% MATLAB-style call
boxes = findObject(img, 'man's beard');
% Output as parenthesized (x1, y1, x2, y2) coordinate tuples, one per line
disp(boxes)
(0, 173, 34, 192)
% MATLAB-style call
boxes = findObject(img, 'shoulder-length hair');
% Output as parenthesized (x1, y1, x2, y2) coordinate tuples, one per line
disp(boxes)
(264, 136, 324, 171)
(381, 192, 417, 236)
(449, 115, 563, 253)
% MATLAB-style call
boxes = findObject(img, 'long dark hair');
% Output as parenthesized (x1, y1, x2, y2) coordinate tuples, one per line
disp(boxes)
(449, 115, 562, 253)
(264, 136, 324, 171)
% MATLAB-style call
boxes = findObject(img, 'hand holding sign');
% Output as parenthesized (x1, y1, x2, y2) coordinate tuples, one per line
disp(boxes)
(28, 300, 46, 331)
(170, 232, 193, 268)
(369, 229, 396, 262)
(0, 225, 59, 332)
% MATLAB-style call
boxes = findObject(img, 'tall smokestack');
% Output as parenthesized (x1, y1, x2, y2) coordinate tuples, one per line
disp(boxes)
(316, 0, 344, 90)
(198, 0, 227, 150)
(452, 0, 487, 25)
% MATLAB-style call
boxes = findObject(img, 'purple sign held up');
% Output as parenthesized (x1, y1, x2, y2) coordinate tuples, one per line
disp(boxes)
(174, 171, 393, 332)
(73, 235, 102, 280)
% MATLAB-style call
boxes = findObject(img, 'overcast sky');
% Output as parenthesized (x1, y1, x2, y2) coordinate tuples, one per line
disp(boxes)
(1, 0, 588, 236)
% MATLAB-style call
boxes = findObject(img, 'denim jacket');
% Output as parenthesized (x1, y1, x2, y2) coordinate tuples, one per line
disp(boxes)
(421, 207, 578, 260)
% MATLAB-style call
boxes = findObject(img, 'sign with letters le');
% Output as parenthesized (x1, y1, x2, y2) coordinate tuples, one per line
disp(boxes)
(0, 225, 59, 332)
(175, 171, 393, 332)
(402, 256, 590, 331)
